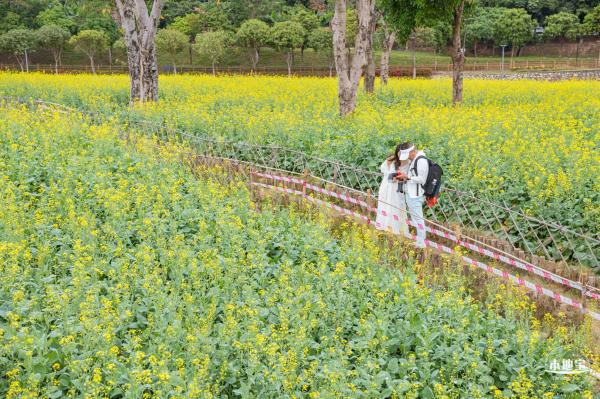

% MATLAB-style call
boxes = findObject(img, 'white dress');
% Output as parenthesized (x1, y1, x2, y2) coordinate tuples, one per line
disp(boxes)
(375, 160, 409, 236)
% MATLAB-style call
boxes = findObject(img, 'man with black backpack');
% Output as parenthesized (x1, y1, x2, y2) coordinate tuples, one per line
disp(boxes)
(396, 142, 443, 249)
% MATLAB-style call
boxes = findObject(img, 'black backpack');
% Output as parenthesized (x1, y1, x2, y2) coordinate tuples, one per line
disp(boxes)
(411, 155, 443, 201)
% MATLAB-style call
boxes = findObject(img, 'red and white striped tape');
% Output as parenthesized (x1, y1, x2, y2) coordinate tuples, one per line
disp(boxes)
(252, 171, 373, 208)
(375, 210, 598, 301)
(421, 239, 600, 321)
(251, 170, 599, 301)
(251, 180, 600, 321)
(252, 182, 370, 222)
(414, 222, 599, 301)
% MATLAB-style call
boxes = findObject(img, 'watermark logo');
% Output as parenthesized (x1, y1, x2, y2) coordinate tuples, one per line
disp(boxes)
(546, 359, 589, 375)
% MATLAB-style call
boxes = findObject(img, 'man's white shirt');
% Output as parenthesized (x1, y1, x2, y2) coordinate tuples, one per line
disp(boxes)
(405, 151, 428, 198)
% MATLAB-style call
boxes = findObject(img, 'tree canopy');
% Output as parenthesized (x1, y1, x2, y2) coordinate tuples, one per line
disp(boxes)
(193, 30, 235, 74)
(544, 11, 585, 40)
(270, 20, 305, 75)
(583, 4, 600, 34)
(493, 8, 536, 48)
(0, 0, 597, 73)
(35, 6, 76, 32)
(156, 28, 189, 72)
(69, 29, 108, 73)
(270, 20, 305, 51)
(35, 24, 71, 71)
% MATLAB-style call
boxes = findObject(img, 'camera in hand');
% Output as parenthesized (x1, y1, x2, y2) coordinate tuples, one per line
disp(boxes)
(387, 172, 407, 193)
(388, 172, 408, 181)
(396, 180, 405, 193)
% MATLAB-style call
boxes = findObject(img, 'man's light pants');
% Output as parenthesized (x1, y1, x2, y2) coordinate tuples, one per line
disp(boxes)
(406, 195, 426, 248)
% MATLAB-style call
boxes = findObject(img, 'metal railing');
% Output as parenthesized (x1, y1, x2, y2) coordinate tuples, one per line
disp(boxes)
(1, 58, 599, 76)
(126, 113, 600, 274)
(2, 96, 598, 276)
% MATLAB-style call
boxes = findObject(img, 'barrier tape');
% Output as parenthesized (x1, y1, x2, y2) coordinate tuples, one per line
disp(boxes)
(252, 171, 373, 209)
(251, 181, 600, 321)
(416, 222, 599, 301)
(5, 98, 599, 320)
(252, 182, 370, 222)
(422, 239, 600, 321)
(252, 170, 599, 301)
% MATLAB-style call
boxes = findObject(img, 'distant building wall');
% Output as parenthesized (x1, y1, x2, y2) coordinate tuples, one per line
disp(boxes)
(463, 37, 600, 58)
(410, 36, 600, 58)
(463, 69, 600, 80)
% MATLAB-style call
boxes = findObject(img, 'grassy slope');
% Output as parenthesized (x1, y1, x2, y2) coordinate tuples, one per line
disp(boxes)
(0, 73, 597, 265)
(5, 45, 597, 70)
(0, 104, 594, 398)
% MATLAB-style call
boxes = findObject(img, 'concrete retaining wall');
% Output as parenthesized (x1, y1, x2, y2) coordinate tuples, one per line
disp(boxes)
(463, 69, 600, 81)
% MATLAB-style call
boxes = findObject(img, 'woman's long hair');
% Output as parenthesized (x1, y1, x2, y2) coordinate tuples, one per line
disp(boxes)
(387, 144, 403, 171)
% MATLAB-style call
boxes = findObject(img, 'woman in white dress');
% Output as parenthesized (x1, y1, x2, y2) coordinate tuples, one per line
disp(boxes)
(375, 144, 409, 237)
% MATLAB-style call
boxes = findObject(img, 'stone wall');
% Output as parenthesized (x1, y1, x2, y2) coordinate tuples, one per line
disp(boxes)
(463, 69, 600, 81)
(412, 37, 600, 59)
(470, 37, 600, 58)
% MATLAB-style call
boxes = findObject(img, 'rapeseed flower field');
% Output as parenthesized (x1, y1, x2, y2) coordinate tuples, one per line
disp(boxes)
(0, 73, 597, 242)
(0, 105, 596, 397)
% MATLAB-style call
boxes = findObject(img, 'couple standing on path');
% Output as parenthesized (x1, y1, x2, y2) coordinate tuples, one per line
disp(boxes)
(376, 142, 428, 249)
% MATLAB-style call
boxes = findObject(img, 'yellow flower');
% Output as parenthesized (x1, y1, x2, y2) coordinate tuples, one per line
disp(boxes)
(92, 367, 102, 384)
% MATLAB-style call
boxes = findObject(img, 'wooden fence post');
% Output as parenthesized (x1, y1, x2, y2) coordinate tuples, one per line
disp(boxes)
(302, 169, 309, 196)
(581, 283, 588, 313)
(366, 189, 375, 219)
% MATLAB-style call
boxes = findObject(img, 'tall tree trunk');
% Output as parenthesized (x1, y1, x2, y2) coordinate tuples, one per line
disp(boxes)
(15, 55, 24, 72)
(52, 50, 59, 74)
(137, 0, 160, 102)
(115, 0, 163, 103)
(251, 48, 259, 71)
(380, 24, 395, 85)
(173, 60, 177, 74)
(364, 10, 378, 94)
(189, 43, 193, 65)
(473, 41, 477, 58)
(212, 61, 216, 76)
(451, 0, 466, 105)
(108, 46, 113, 67)
(332, 0, 374, 116)
(89, 55, 96, 74)
(412, 46, 416, 79)
(286, 50, 292, 76)
(116, 0, 141, 102)
(364, 46, 375, 93)
(510, 46, 515, 68)
(140, 44, 159, 102)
